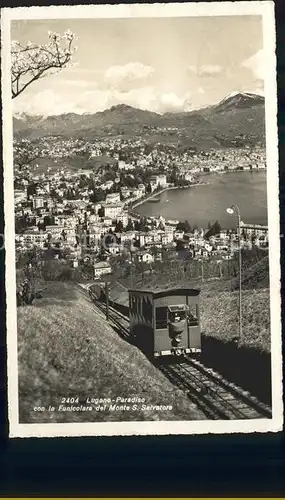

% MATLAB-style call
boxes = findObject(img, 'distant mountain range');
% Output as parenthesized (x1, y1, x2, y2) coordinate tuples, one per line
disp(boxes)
(13, 92, 265, 148)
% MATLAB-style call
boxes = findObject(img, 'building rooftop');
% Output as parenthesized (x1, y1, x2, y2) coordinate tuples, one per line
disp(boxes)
(102, 202, 123, 208)
(129, 286, 200, 298)
(94, 261, 112, 269)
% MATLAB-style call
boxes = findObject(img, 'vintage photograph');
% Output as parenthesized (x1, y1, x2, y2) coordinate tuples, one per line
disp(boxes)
(2, 2, 282, 438)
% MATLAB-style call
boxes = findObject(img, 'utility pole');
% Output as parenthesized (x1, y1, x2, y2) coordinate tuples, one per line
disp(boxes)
(201, 259, 204, 282)
(105, 281, 110, 321)
(219, 261, 223, 279)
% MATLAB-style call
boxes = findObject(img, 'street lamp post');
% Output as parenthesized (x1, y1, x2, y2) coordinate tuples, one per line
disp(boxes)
(226, 204, 242, 341)
(130, 249, 133, 288)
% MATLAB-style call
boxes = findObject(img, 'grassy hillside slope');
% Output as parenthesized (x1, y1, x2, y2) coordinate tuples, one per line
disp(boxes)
(17, 282, 205, 423)
(200, 288, 270, 352)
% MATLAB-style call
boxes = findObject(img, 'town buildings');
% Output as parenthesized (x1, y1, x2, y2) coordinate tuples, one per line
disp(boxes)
(14, 136, 267, 277)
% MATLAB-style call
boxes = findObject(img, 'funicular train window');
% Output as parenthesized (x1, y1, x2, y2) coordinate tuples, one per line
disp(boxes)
(168, 305, 187, 323)
(134, 296, 139, 315)
(138, 295, 143, 316)
(131, 295, 137, 314)
(156, 306, 168, 329)
(142, 296, 152, 322)
(188, 305, 199, 326)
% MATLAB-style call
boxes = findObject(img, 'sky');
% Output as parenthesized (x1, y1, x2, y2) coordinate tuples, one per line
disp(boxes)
(11, 15, 264, 116)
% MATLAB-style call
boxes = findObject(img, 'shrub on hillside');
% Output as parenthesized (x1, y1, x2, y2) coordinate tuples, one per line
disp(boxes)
(42, 259, 73, 281)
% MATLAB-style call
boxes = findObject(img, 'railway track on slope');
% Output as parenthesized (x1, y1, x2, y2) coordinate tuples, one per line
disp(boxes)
(76, 283, 272, 420)
(158, 359, 272, 420)
(75, 283, 130, 340)
(93, 300, 130, 341)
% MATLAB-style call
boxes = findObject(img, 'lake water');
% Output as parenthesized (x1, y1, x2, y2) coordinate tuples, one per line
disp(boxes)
(135, 171, 267, 229)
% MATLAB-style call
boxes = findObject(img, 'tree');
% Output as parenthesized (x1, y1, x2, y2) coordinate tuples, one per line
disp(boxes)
(205, 220, 222, 239)
(14, 142, 41, 171)
(115, 220, 124, 233)
(146, 183, 152, 194)
(126, 218, 134, 231)
(90, 188, 105, 203)
(98, 207, 104, 218)
(15, 214, 29, 233)
(176, 220, 192, 233)
(169, 166, 178, 184)
(27, 182, 38, 198)
(104, 232, 116, 248)
(11, 30, 76, 99)
(43, 215, 55, 227)
(176, 240, 186, 252)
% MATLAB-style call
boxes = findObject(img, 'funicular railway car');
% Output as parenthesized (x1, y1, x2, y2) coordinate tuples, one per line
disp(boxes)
(129, 287, 201, 358)
(89, 282, 105, 301)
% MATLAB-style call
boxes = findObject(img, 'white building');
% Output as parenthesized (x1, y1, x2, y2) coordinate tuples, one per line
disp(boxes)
(138, 184, 146, 195)
(116, 211, 129, 227)
(16, 230, 47, 249)
(118, 160, 126, 170)
(46, 225, 65, 238)
(164, 225, 175, 242)
(184, 172, 193, 182)
(103, 202, 123, 219)
(101, 180, 114, 190)
(61, 227, 76, 245)
(93, 261, 112, 278)
(156, 174, 167, 187)
(32, 196, 44, 209)
(136, 251, 154, 264)
(240, 221, 268, 238)
(33, 195, 54, 210)
(106, 192, 121, 204)
(108, 243, 122, 255)
(14, 189, 26, 204)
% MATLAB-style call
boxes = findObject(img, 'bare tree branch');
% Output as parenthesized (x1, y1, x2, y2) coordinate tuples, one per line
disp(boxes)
(13, 141, 41, 170)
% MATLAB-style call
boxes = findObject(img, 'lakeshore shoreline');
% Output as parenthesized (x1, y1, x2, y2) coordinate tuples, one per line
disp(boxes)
(130, 181, 210, 210)
(128, 169, 267, 227)
(130, 169, 266, 212)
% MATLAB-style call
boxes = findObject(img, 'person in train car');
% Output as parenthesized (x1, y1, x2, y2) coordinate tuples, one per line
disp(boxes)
(188, 311, 196, 324)
(169, 311, 183, 323)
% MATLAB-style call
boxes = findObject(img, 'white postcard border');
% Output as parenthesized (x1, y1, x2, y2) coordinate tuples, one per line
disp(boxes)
(2, 1, 283, 438)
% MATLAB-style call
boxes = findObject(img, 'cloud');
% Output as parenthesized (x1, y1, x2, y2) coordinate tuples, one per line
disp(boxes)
(13, 88, 95, 116)
(65, 67, 101, 76)
(13, 74, 195, 116)
(198, 87, 205, 94)
(56, 79, 98, 89)
(104, 62, 154, 90)
(188, 65, 197, 73)
(241, 49, 265, 81)
(13, 86, 193, 115)
(188, 64, 223, 78)
(85, 88, 187, 113)
(14, 86, 158, 116)
(96, 86, 158, 112)
(198, 64, 223, 77)
(160, 93, 185, 111)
